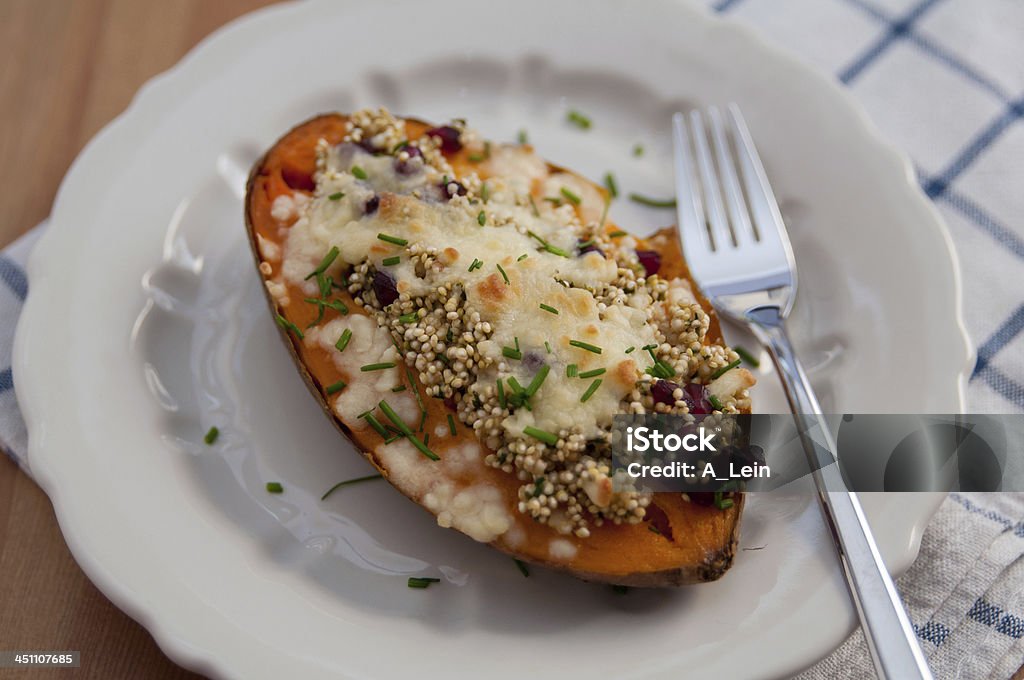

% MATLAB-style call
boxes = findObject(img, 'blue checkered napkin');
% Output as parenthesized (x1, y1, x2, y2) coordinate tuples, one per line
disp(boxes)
(2, 0, 1023, 676)
(701, 0, 1024, 677)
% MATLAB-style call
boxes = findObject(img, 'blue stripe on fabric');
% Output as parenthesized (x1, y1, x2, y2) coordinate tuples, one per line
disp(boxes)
(914, 621, 950, 646)
(924, 98, 1024, 199)
(0, 367, 11, 395)
(939, 190, 1024, 260)
(838, 0, 947, 84)
(712, 0, 746, 12)
(996, 614, 1024, 639)
(972, 305, 1024, 375)
(841, 0, 1012, 102)
(973, 363, 1024, 405)
(0, 255, 28, 302)
(968, 599, 1024, 640)
(949, 493, 1019, 531)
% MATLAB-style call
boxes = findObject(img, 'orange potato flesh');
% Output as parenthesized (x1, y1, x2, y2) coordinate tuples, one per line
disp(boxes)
(245, 114, 743, 586)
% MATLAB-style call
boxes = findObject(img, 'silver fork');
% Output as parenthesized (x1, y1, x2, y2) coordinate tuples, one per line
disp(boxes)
(671, 105, 932, 680)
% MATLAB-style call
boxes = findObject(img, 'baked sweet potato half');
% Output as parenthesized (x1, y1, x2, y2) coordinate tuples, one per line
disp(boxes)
(244, 109, 755, 587)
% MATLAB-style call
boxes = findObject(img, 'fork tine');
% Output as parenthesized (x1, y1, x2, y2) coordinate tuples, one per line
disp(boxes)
(726, 103, 789, 251)
(671, 112, 713, 257)
(689, 110, 733, 251)
(707, 106, 755, 245)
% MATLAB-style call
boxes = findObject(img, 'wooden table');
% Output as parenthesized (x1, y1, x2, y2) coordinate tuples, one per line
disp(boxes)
(0, 2, 274, 677)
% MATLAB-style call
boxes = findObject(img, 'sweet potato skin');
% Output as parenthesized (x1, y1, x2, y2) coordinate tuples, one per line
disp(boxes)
(245, 114, 743, 587)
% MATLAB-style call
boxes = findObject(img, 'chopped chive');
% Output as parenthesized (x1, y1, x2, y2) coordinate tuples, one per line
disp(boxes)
(625, 346, 636, 354)
(304, 246, 340, 280)
(391, 384, 406, 393)
(517, 253, 528, 262)
(543, 196, 562, 206)
(528, 194, 540, 216)
(468, 258, 482, 272)
(599, 195, 611, 229)
(518, 129, 529, 144)
(266, 482, 283, 493)
(407, 577, 441, 589)
(577, 239, 595, 249)
(325, 380, 347, 394)
(539, 303, 559, 315)
(734, 346, 761, 368)
(531, 477, 545, 497)
(569, 339, 602, 354)
(393, 140, 409, 152)
(327, 191, 344, 201)
(382, 255, 401, 266)
(377, 233, 408, 246)
(567, 364, 578, 378)
(506, 377, 525, 394)
(496, 263, 509, 285)
(481, 182, 490, 203)
(446, 328, 453, 343)
(578, 367, 606, 379)
(628, 193, 677, 208)
(603, 172, 619, 199)
(710, 358, 742, 380)
(502, 346, 522, 360)
(398, 312, 418, 324)
(560, 187, 582, 205)
(642, 343, 658, 351)
(708, 394, 725, 411)
(580, 379, 603, 402)
(379, 399, 440, 460)
(633, 143, 644, 157)
(544, 341, 552, 354)
(335, 328, 353, 352)
(423, 432, 430, 446)
(523, 426, 558, 445)
(525, 365, 550, 397)
(447, 414, 457, 436)
(468, 153, 485, 162)
(496, 379, 507, 409)
(320, 473, 384, 500)
(567, 109, 592, 130)
(351, 165, 368, 180)
(361, 412, 389, 438)
(513, 558, 530, 577)
(648, 524, 662, 535)
(714, 491, 733, 510)
(204, 426, 219, 445)
(477, 210, 487, 226)
(275, 314, 304, 340)
(361, 362, 396, 372)
(404, 364, 428, 432)
(609, 230, 627, 238)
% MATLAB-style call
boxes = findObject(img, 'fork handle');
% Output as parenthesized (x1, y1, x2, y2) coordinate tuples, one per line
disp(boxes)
(746, 305, 934, 680)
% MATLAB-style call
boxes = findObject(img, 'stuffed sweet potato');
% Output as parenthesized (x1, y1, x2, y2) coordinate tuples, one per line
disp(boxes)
(244, 109, 755, 587)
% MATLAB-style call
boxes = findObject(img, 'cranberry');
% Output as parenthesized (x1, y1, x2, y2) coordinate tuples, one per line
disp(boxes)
(651, 379, 680, 406)
(281, 166, 315, 192)
(440, 179, 467, 198)
(364, 195, 380, 214)
(682, 382, 712, 415)
(522, 352, 546, 372)
(443, 396, 458, 412)
(689, 492, 716, 506)
(636, 250, 661, 277)
(394, 145, 423, 175)
(426, 126, 462, 153)
(372, 269, 399, 307)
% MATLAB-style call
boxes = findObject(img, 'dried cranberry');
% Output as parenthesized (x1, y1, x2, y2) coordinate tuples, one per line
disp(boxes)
(356, 138, 379, 154)
(394, 145, 423, 175)
(682, 382, 712, 415)
(364, 195, 380, 214)
(440, 179, 467, 198)
(636, 250, 661, 277)
(281, 166, 315, 192)
(443, 396, 458, 412)
(372, 269, 399, 307)
(689, 492, 716, 506)
(578, 240, 604, 257)
(651, 379, 680, 406)
(426, 126, 462, 153)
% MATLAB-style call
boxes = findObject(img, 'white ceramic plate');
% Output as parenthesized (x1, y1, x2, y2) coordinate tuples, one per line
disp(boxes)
(15, 1, 971, 678)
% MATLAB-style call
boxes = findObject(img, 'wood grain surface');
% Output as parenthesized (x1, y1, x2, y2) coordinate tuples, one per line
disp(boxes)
(0, 2, 274, 678)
